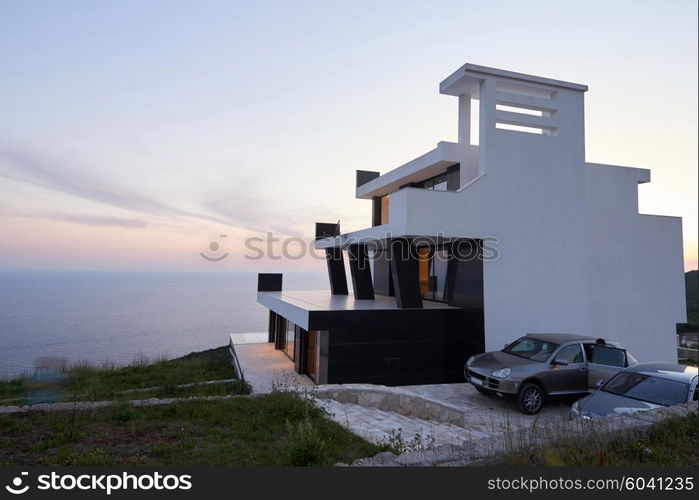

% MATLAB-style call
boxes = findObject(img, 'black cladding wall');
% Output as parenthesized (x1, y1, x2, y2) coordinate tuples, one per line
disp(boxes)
(308, 307, 484, 386)
(264, 238, 485, 386)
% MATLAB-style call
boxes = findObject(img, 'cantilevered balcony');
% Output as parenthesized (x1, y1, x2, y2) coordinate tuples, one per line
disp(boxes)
(356, 141, 479, 200)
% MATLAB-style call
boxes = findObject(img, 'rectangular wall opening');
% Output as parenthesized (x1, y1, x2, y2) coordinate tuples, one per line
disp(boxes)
(470, 98, 479, 146)
(496, 122, 557, 135)
(496, 103, 544, 116)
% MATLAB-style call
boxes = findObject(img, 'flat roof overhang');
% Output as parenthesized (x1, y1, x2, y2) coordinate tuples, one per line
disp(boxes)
(314, 222, 474, 250)
(439, 63, 588, 97)
(257, 290, 458, 331)
(356, 141, 474, 199)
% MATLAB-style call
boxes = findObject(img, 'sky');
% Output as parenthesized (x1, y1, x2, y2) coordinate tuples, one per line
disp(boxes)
(0, 0, 697, 273)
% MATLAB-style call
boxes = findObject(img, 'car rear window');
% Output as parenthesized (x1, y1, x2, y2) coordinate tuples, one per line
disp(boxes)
(503, 337, 559, 362)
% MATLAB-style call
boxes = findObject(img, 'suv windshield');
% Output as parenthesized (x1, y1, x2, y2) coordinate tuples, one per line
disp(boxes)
(602, 372, 688, 406)
(503, 337, 559, 362)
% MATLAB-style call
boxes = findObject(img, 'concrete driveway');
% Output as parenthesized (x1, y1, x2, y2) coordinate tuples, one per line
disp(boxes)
(402, 382, 572, 430)
(315, 381, 576, 456)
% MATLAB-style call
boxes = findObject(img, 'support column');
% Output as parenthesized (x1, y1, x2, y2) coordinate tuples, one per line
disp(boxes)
(348, 243, 374, 300)
(389, 238, 422, 308)
(267, 310, 277, 343)
(275, 314, 285, 350)
(325, 248, 348, 295)
(315, 222, 348, 296)
(458, 93, 472, 145)
(258, 273, 283, 344)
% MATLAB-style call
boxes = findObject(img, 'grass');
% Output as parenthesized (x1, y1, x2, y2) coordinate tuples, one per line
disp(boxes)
(0, 391, 381, 466)
(501, 411, 699, 466)
(0, 346, 381, 466)
(0, 346, 248, 403)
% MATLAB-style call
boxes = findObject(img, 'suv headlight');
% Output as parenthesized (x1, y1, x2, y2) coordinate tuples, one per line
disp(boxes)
(491, 367, 511, 379)
(466, 356, 475, 367)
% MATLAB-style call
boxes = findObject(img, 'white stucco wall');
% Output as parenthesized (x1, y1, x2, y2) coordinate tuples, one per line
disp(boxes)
(397, 68, 685, 362)
(333, 65, 686, 363)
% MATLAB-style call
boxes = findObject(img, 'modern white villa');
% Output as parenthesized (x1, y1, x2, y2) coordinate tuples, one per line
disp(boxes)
(257, 63, 686, 386)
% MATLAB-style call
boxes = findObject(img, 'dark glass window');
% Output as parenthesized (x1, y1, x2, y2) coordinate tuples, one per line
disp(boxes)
(409, 164, 460, 192)
(424, 174, 448, 191)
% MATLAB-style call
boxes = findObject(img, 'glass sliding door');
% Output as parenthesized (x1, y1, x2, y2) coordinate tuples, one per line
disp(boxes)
(283, 320, 296, 361)
(417, 246, 430, 298)
(417, 245, 452, 302)
(306, 331, 318, 382)
(430, 248, 450, 301)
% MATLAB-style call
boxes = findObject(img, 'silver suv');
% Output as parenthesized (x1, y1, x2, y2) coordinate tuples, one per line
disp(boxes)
(464, 333, 637, 414)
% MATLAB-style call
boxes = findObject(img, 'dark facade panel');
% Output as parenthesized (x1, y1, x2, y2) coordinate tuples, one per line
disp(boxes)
(348, 244, 375, 300)
(389, 238, 422, 308)
(325, 248, 349, 295)
(449, 240, 484, 310)
(446, 163, 460, 191)
(257, 273, 282, 292)
(310, 308, 484, 386)
(315, 222, 340, 240)
(356, 170, 380, 187)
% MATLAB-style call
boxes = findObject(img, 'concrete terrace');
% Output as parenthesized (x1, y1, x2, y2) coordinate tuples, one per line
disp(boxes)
(230, 334, 313, 392)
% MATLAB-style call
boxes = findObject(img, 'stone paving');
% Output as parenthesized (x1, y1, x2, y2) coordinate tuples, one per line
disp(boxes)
(229, 340, 572, 450)
(320, 398, 488, 447)
(401, 382, 572, 430)
(314, 383, 571, 450)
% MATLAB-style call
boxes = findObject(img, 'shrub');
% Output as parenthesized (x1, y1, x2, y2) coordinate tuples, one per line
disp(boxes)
(378, 428, 435, 455)
(110, 402, 139, 424)
(282, 416, 327, 466)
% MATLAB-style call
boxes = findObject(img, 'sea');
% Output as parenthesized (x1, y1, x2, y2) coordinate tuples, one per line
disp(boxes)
(0, 271, 327, 378)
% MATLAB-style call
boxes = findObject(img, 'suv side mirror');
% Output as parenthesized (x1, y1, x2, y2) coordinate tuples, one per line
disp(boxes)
(595, 379, 605, 389)
(552, 357, 569, 366)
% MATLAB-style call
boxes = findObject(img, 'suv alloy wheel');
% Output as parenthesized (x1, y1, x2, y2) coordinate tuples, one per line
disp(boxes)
(518, 383, 544, 414)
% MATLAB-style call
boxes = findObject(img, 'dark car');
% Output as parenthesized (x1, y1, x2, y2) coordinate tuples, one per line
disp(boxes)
(465, 333, 638, 414)
(569, 362, 699, 420)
